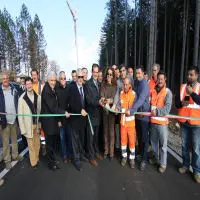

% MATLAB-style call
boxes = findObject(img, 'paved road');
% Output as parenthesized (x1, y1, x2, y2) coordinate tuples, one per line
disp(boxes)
(0, 153, 199, 200)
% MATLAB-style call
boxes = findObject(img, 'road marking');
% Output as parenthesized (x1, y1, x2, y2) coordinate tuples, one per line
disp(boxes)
(0, 138, 28, 179)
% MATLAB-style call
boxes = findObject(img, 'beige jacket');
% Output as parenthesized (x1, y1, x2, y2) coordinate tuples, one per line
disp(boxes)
(18, 92, 41, 139)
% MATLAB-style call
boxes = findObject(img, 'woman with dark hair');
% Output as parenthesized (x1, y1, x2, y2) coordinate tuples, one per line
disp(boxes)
(100, 67, 117, 161)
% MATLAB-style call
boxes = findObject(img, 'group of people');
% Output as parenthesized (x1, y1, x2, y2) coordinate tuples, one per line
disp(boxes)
(0, 63, 200, 186)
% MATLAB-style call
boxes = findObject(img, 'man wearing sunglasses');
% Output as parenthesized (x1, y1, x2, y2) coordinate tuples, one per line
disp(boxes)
(67, 69, 89, 171)
(56, 72, 72, 163)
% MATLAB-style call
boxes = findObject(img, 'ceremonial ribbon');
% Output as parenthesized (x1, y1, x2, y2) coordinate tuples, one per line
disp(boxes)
(104, 105, 200, 121)
(0, 112, 94, 135)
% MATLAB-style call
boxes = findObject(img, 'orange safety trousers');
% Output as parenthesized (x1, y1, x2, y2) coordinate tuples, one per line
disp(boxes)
(120, 125, 136, 149)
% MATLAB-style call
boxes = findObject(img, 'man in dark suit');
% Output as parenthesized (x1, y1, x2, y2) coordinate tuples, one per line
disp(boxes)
(85, 64, 103, 165)
(67, 69, 90, 171)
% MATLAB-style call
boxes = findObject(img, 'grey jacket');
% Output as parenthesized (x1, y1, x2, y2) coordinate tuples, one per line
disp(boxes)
(155, 88, 172, 116)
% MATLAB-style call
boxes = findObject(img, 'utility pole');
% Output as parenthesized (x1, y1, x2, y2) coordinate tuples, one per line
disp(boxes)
(125, 0, 128, 66)
(66, 1, 79, 68)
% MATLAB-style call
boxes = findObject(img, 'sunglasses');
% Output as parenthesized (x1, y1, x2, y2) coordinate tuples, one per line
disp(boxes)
(78, 76, 84, 79)
(107, 73, 113, 77)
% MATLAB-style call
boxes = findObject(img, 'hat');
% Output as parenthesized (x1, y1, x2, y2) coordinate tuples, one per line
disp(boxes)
(20, 74, 26, 79)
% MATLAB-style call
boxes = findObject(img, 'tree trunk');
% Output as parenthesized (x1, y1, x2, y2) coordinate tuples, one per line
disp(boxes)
(114, 0, 118, 65)
(153, 0, 157, 64)
(138, 21, 142, 65)
(134, 0, 137, 68)
(163, 5, 167, 72)
(125, 0, 128, 66)
(193, 0, 200, 66)
(148, 0, 156, 75)
(185, 21, 190, 82)
(171, 28, 176, 90)
(167, 15, 172, 87)
(180, 0, 188, 84)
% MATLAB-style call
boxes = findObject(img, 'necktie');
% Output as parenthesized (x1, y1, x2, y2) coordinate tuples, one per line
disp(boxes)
(80, 87, 84, 107)
(95, 81, 99, 92)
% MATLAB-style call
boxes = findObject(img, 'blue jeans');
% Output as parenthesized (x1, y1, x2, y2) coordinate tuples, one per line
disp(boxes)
(181, 122, 200, 175)
(60, 126, 72, 159)
(151, 124, 168, 168)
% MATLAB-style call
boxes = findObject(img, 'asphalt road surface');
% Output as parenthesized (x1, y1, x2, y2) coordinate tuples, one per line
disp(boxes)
(0, 152, 199, 200)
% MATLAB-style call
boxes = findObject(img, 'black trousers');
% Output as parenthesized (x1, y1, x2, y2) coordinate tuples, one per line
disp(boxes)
(135, 118, 149, 162)
(71, 128, 86, 162)
(87, 125, 100, 160)
(45, 135, 57, 167)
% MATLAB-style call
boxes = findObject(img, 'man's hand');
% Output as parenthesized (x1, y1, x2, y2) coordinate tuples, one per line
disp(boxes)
(81, 109, 87, 117)
(182, 101, 189, 107)
(58, 121, 62, 127)
(151, 109, 157, 116)
(65, 111, 70, 118)
(186, 86, 193, 95)
(125, 109, 130, 116)
(111, 104, 116, 110)
(99, 98, 104, 107)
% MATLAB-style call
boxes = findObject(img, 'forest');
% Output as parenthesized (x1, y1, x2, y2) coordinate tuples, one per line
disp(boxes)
(99, 0, 200, 91)
(0, 4, 50, 79)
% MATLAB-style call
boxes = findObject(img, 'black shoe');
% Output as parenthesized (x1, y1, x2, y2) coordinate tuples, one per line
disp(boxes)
(80, 156, 88, 162)
(74, 162, 83, 172)
(32, 165, 38, 170)
(140, 161, 147, 171)
(110, 157, 114, 162)
(49, 165, 57, 172)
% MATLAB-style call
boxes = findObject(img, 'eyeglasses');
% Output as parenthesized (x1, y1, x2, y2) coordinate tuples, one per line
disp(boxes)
(107, 73, 113, 77)
(120, 69, 126, 73)
(60, 78, 66, 80)
(78, 76, 84, 79)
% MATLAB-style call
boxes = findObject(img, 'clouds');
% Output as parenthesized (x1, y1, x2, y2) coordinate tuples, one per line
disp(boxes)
(67, 35, 99, 68)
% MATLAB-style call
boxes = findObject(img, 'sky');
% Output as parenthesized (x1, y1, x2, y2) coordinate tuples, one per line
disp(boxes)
(0, 0, 108, 79)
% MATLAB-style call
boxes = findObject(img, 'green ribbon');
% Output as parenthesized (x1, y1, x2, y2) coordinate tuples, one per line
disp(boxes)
(0, 112, 94, 135)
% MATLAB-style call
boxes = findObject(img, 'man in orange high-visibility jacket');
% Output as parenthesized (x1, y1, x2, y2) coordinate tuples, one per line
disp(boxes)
(175, 66, 200, 184)
(150, 72, 172, 173)
(119, 77, 136, 169)
(149, 63, 160, 94)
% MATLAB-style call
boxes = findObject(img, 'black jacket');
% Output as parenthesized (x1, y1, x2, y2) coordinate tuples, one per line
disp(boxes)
(67, 82, 87, 130)
(41, 82, 65, 135)
(56, 84, 69, 126)
(85, 78, 101, 126)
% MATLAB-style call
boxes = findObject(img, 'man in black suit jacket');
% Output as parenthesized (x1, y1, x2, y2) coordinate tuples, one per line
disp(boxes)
(85, 64, 103, 164)
(67, 69, 89, 171)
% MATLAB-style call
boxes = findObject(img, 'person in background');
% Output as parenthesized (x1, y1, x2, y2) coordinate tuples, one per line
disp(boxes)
(85, 64, 102, 166)
(119, 77, 136, 168)
(67, 69, 88, 171)
(128, 66, 134, 78)
(126, 65, 150, 171)
(0, 72, 22, 170)
(19, 74, 26, 92)
(144, 72, 149, 82)
(98, 70, 103, 84)
(149, 72, 172, 173)
(0, 179, 4, 187)
(112, 65, 120, 80)
(100, 67, 117, 161)
(82, 67, 88, 84)
(149, 64, 160, 93)
(57, 72, 72, 163)
(18, 77, 41, 170)
(71, 70, 77, 83)
(175, 66, 200, 183)
(41, 71, 69, 171)
(31, 69, 46, 156)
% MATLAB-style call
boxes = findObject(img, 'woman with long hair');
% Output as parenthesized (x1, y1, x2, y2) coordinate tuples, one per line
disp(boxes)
(100, 67, 117, 161)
